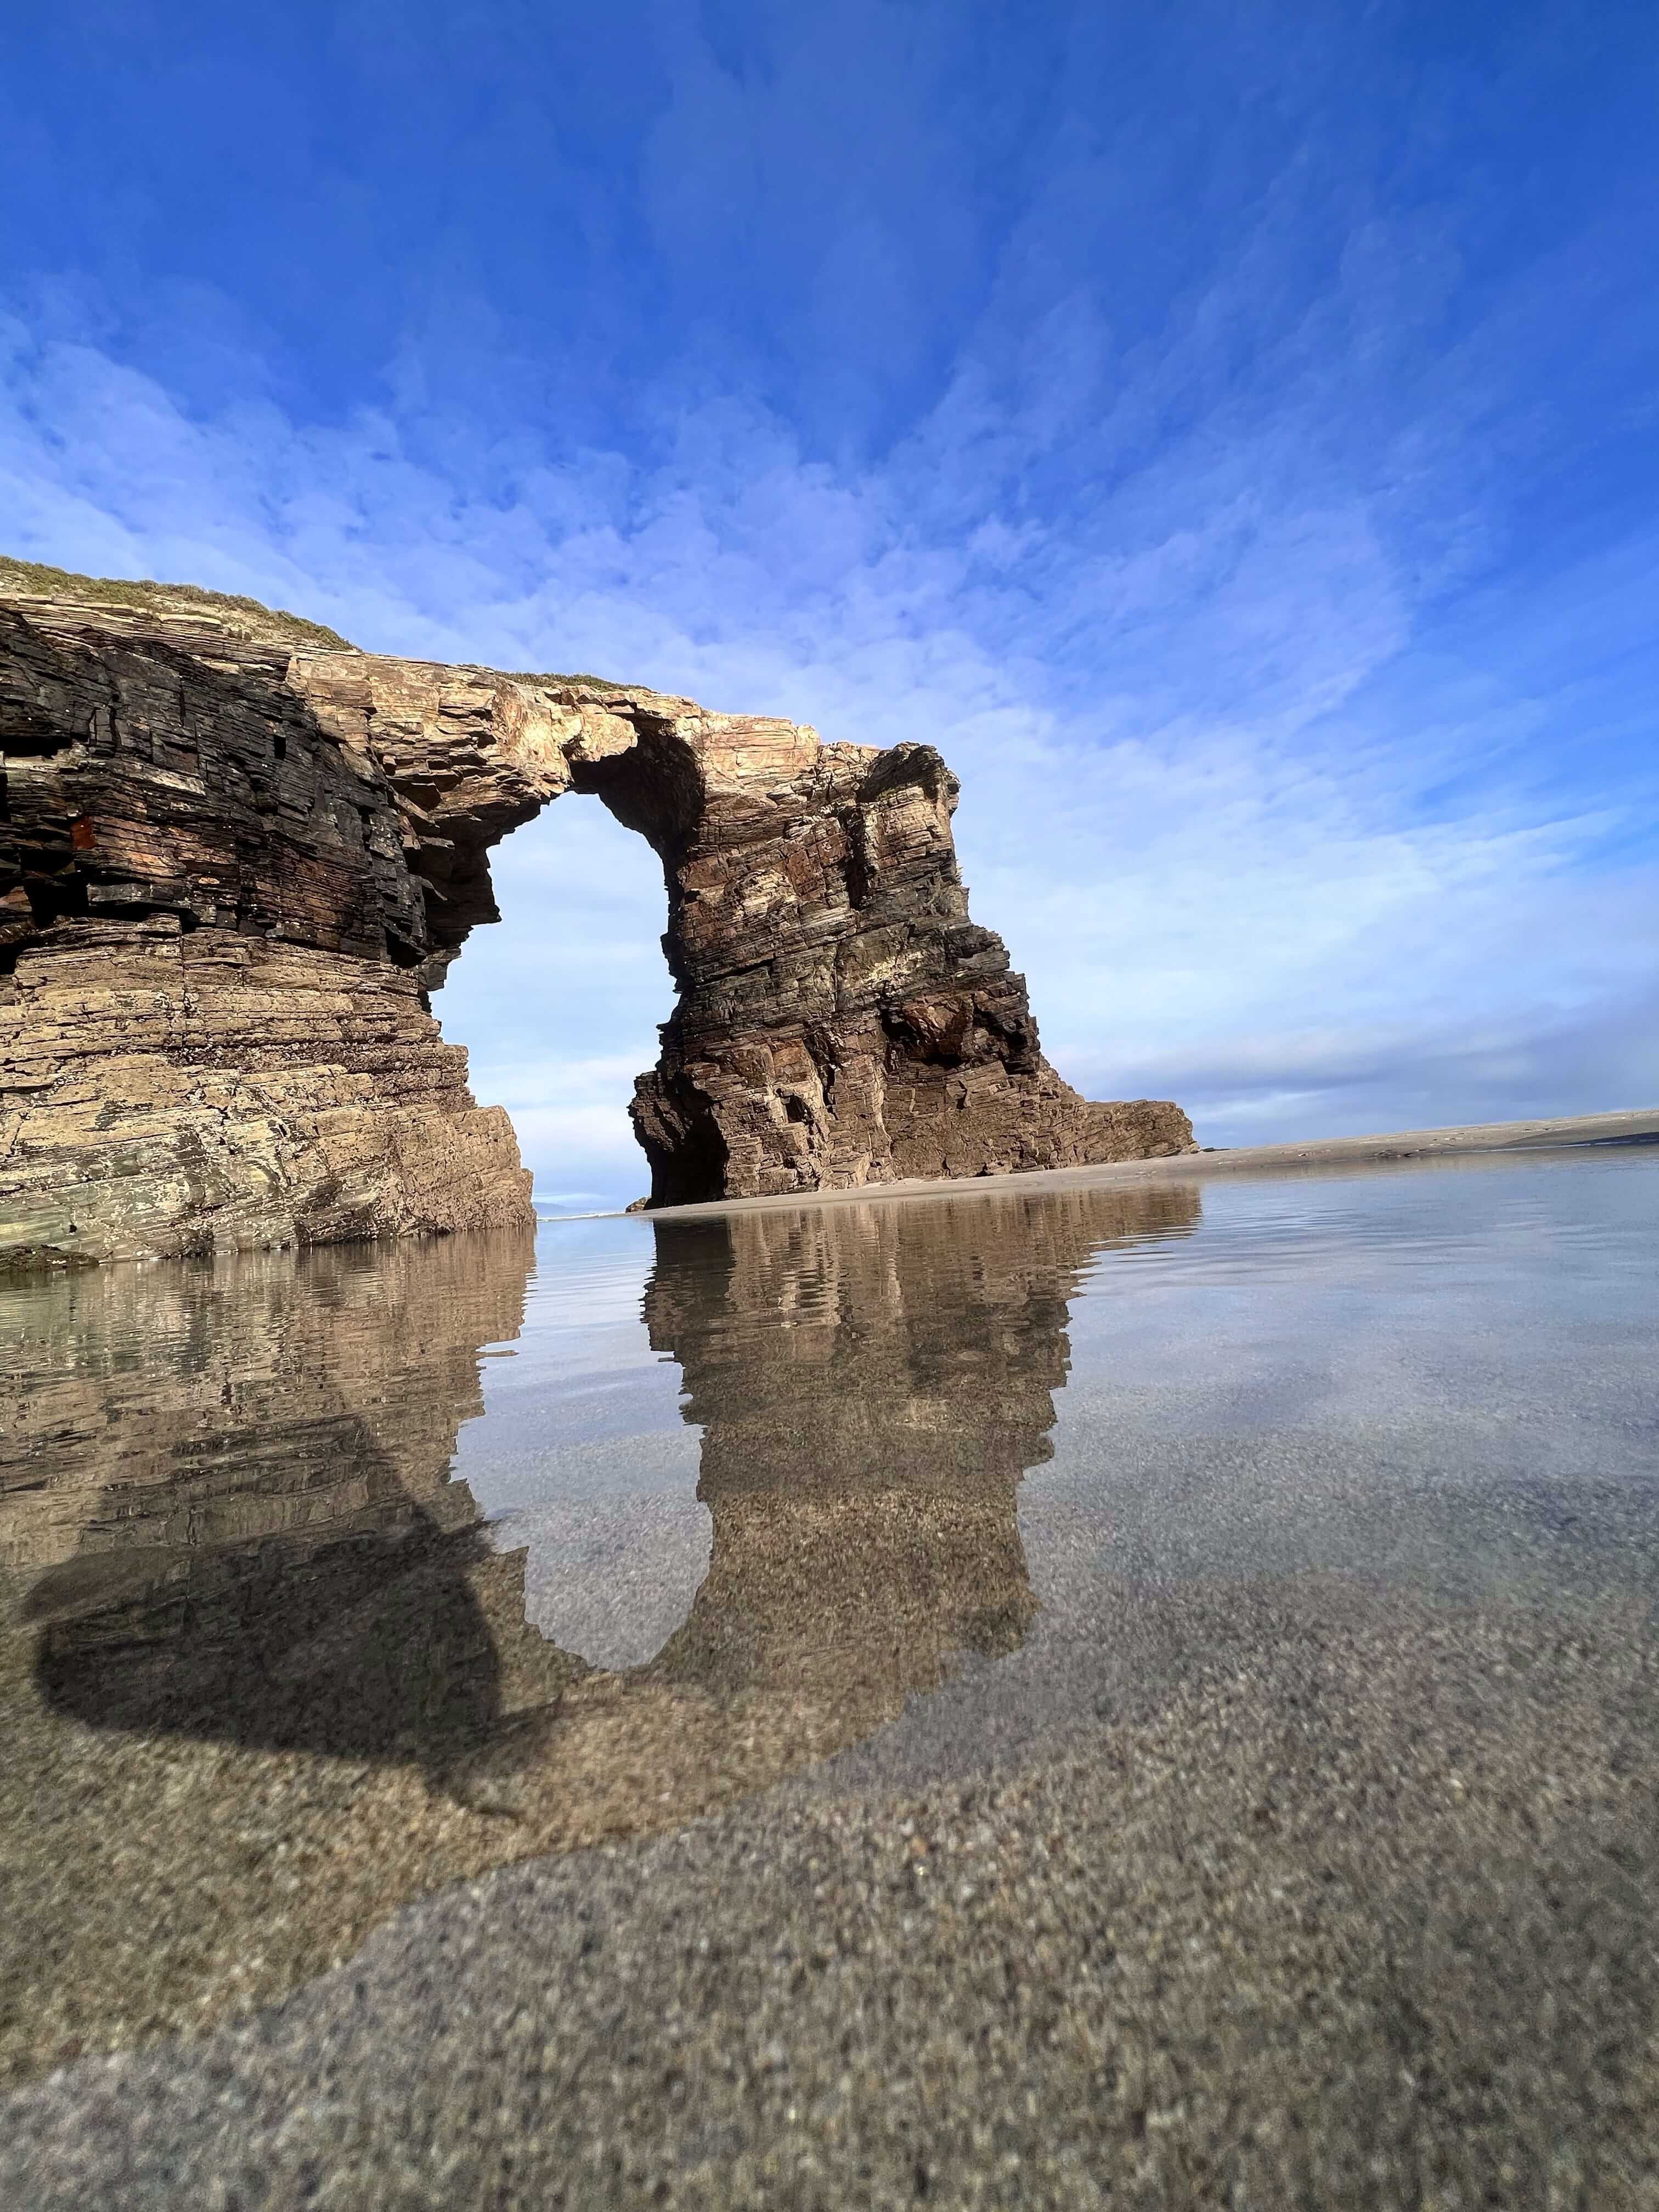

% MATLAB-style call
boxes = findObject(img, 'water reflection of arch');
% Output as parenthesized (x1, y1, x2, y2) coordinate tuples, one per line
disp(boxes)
(10, 1178, 1204, 1774)
(1, 1180, 1205, 2078)
(638, 1181, 1203, 1728)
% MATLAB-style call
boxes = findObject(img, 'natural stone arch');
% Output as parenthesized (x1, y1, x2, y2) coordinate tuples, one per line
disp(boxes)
(0, 568, 1193, 1265)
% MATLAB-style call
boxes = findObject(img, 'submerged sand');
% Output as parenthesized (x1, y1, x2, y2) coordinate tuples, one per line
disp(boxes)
(5, 1570, 1657, 2209)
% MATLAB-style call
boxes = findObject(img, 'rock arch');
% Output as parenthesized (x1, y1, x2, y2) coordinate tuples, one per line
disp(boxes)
(0, 571, 1193, 1264)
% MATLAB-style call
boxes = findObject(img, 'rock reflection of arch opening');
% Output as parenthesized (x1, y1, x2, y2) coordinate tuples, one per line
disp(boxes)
(11, 1180, 1207, 1772)
(636, 1182, 1205, 1734)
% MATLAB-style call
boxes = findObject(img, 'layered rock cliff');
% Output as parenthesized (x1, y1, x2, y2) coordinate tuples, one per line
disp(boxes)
(0, 563, 1192, 1263)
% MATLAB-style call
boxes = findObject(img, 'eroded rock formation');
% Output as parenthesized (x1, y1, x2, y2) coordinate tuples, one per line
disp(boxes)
(0, 566, 1192, 1262)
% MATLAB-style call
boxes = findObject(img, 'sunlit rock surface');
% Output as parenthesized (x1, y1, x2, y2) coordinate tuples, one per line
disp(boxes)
(0, 566, 1192, 1262)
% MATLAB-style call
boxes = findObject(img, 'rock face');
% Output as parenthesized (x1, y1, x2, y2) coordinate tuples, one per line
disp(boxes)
(0, 567, 1193, 1263)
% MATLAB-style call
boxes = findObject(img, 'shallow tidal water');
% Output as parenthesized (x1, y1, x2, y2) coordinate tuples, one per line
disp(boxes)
(3, 1145, 1658, 2196)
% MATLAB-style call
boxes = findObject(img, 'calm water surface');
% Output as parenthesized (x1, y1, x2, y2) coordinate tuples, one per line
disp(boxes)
(2, 1147, 1656, 2081)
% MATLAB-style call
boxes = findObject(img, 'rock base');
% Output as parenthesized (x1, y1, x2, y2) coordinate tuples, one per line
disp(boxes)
(0, 918, 531, 1266)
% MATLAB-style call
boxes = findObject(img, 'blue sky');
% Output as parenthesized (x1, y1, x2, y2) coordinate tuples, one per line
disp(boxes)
(4, 1, 1657, 1207)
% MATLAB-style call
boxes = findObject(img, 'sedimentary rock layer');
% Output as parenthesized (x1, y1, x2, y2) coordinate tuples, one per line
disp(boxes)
(0, 569, 1192, 1263)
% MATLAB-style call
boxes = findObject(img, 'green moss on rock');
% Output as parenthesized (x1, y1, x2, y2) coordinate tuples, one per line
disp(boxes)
(0, 554, 354, 651)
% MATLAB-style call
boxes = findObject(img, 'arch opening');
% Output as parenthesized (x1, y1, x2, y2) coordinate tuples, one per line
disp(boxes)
(434, 795, 674, 1216)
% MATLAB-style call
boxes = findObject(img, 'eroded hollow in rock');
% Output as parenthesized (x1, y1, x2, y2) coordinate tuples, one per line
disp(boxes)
(0, 568, 1193, 1265)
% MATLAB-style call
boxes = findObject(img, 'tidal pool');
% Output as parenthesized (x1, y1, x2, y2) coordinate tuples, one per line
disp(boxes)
(2, 1144, 1656, 2129)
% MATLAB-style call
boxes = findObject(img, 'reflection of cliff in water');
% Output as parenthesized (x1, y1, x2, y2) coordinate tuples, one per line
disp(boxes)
(639, 1182, 1203, 1723)
(7, 1179, 1201, 1778)
(4, 1228, 583, 1769)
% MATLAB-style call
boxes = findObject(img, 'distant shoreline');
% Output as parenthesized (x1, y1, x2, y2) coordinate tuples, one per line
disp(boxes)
(573, 1107, 1659, 1226)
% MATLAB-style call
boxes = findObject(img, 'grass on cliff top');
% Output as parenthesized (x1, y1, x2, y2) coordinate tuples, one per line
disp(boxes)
(503, 668, 635, 692)
(0, 554, 356, 650)
(1, 555, 647, 687)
